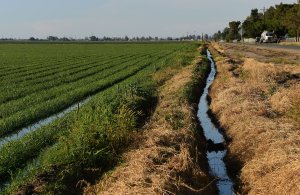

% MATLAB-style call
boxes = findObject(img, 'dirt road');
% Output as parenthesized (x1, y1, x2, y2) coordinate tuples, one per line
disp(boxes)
(232, 42, 300, 51)
(254, 43, 300, 51)
(216, 43, 300, 66)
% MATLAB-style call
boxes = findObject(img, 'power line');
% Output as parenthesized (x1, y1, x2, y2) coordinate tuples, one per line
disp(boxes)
(260, 6, 266, 29)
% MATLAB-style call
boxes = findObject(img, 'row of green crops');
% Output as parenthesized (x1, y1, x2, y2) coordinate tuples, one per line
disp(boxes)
(0, 54, 135, 103)
(0, 42, 200, 194)
(0, 52, 172, 136)
(0, 44, 183, 137)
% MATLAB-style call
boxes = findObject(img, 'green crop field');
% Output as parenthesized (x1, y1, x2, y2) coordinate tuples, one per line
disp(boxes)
(0, 42, 199, 193)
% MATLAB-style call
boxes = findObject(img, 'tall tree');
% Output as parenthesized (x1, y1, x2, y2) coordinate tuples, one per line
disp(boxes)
(47, 36, 58, 41)
(89, 36, 98, 41)
(284, 2, 300, 41)
(242, 9, 264, 38)
(228, 21, 241, 40)
(212, 30, 222, 41)
(241, 4, 298, 38)
(222, 27, 230, 41)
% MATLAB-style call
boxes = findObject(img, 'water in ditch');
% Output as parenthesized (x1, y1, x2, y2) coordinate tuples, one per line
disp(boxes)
(197, 50, 234, 195)
(0, 98, 90, 147)
(0, 98, 89, 190)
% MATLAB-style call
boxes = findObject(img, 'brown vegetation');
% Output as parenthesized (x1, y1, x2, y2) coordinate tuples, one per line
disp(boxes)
(209, 43, 300, 194)
(84, 56, 216, 194)
(280, 42, 300, 46)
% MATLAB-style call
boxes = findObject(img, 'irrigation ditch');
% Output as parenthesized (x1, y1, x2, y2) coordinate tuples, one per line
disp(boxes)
(197, 49, 234, 195)
(0, 99, 89, 147)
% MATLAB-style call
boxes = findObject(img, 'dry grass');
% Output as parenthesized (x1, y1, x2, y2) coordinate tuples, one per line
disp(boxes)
(84, 58, 216, 195)
(279, 42, 300, 46)
(209, 44, 300, 194)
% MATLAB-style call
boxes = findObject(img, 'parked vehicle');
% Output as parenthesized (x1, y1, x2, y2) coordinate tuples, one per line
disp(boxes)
(259, 31, 280, 43)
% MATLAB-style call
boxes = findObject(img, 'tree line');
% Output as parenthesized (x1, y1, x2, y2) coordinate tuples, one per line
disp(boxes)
(1, 34, 207, 42)
(213, 1, 300, 42)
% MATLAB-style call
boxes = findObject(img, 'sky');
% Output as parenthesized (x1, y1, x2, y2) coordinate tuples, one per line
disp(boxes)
(0, 0, 297, 39)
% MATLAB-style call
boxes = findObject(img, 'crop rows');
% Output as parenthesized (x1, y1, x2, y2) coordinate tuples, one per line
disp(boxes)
(0, 53, 143, 104)
(0, 48, 176, 179)
(0, 52, 171, 136)
(0, 55, 93, 79)
(0, 42, 198, 193)
(0, 43, 183, 137)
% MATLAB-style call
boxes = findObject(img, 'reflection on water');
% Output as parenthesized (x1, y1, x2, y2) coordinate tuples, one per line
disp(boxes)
(0, 98, 89, 147)
(197, 50, 234, 195)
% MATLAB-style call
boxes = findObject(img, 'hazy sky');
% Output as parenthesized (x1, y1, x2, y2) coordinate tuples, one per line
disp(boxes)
(0, 0, 297, 39)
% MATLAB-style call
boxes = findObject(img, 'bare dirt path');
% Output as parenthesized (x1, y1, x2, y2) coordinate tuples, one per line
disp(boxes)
(241, 43, 300, 51)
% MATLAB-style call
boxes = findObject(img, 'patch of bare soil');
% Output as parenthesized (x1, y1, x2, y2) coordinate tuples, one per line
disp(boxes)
(84, 58, 216, 194)
(214, 42, 300, 66)
(209, 44, 300, 194)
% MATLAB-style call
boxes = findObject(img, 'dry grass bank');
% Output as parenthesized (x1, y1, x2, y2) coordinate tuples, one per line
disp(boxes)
(280, 42, 300, 46)
(209, 43, 300, 194)
(84, 56, 216, 195)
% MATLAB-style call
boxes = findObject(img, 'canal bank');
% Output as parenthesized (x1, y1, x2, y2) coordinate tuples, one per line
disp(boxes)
(208, 42, 300, 194)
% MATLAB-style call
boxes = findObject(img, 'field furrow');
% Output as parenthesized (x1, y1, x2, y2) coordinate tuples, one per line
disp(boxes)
(0, 53, 159, 117)
(0, 51, 172, 137)
(0, 42, 199, 193)
(0, 53, 145, 104)
(0, 49, 170, 179)
(0, 55, 92, 78)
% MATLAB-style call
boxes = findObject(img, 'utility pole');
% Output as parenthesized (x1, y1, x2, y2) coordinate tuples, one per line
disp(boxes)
(296, 0, 300, 42)
(260, 6, 266, 30)
(240, 20, 245, 45)
(241, 28, 244, 44)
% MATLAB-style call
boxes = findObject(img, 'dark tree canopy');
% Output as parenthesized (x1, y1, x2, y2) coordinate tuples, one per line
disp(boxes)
(228, 21, 241, 40)
(242, 3, 299, 38)
(214, 2, 300, 41)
